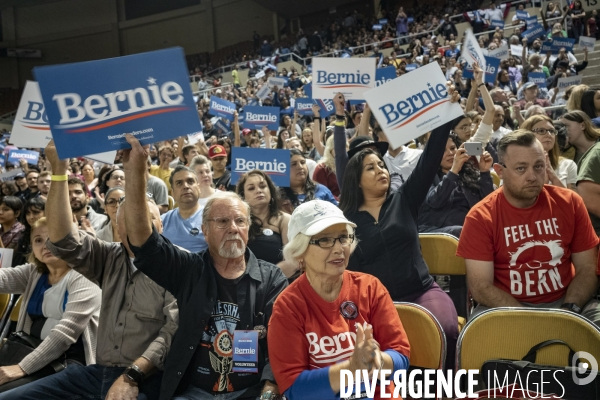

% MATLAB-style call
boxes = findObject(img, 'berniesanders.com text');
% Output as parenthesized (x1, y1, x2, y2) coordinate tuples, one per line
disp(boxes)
(107, 128, 154, 140)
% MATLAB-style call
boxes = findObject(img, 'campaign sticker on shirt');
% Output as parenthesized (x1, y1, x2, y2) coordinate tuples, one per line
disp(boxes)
(262, 229, 273, 236)
(232, 330, 258, 373)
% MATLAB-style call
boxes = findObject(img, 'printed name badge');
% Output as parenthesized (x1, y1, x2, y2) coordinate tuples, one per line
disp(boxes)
(232, 330, 258, 373)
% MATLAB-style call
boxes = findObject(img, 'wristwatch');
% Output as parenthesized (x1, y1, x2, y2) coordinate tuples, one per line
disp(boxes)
(561, 303, 582, 314)
(260, 390, 285, 400)
(123, 364, 145, 384)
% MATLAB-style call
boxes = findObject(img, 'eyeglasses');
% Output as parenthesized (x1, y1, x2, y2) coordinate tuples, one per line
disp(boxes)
(532, 128, 557, 136)
(105, 198, 119, 207)
(455, 125, 471, 132)
(206, 217, 249, 229)
(110, 175, 125, 181)
(309, 235, 355, 248)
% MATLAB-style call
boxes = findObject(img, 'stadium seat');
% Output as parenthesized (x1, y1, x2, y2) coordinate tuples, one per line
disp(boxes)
(490, 171, 501, 187)
(0, 294, 13, 337)
(395, 302, 446, 369)
(0, 296, 20, 342)
(419, 233, 472, 321)
(456, 307, 600, 382)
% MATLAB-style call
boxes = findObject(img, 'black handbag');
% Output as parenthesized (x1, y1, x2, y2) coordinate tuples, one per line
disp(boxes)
(481, 339, 600, 400)
(0, 331, 66, 373)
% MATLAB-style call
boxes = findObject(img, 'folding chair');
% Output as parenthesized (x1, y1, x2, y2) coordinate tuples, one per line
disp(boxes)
(0, 296, 21, 342)
(490, 171, 501, 187)
(457, 307, 600, 389)
(395, 302, 446, 369)
(419, 233, 472, 325)
(0, 294, 13, 338)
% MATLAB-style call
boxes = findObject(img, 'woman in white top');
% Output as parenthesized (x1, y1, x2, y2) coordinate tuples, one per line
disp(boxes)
(0, 218, 100, 392)
(95, 187, 125, 243)
(189, 155, 216, 207)
(521, 115, 577, 189)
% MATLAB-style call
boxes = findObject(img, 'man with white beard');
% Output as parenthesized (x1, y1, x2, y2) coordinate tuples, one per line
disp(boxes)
(122, 134, 288, 400)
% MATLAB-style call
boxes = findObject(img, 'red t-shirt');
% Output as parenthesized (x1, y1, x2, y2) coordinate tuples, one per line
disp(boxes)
(268, 271, 410, 398)
(457, 186, 599, 303)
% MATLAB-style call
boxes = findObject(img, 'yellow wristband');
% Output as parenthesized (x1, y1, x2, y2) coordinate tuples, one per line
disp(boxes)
(334, 120, 345, 127)
(51, 175, 68, 182)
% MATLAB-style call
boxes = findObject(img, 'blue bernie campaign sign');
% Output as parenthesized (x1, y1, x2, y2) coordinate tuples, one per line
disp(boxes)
(242, 106, 280, 130)
(463, 56, 501, 83)
(551, 37, 575, 53)
(376, 66, 397, 87)
(490, 20, 505, 29)
(516, 10, 529, 20)
(313, 99, 335, 118)
(372, 24, 383, 30)
(209, 96, 236, 122)
(34, 47, 201, 159)
(231, 147, 290, 187)
(214, 118, 231, 136)
(379, 19, 388, 24)
(303, 83, 312, 99)
(528, 72, 547, 88)
(8, 149, 39, 165)
(295, 99, 314, 116)
(522, 24, 545, 43)
(526, 16, 539, 29)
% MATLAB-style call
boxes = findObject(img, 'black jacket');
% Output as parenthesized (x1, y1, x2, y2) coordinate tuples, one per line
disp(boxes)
(130, 229, 288, 400)
(418, 170, 494, 232)
(341, 119, 458, 300)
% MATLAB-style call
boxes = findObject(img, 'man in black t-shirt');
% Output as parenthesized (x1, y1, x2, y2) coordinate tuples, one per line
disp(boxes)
(123, 133, 288, 400)
(209, 144, 233, 191)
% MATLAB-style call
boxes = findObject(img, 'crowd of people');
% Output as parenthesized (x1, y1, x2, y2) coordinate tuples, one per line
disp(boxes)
(0, 1, 597, 399)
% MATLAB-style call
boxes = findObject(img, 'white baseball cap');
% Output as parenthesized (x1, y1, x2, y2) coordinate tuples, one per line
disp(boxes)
(287, 200, 356, 242)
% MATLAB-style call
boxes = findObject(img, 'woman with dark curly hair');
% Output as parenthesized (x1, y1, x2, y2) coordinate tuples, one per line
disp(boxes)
(236, 170, 290, 267)
(12, 197, 46, 267)
(89, 168, 124, 215)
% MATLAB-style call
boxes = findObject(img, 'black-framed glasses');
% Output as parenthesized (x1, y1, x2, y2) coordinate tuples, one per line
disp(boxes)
(309, 235, 355, 248)
(105, 198, 119, 207)
(532, 128, 557, 136)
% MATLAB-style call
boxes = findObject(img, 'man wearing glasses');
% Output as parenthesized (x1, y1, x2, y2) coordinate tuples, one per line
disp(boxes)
(122, 134, 288, 400)
(160, 165, 208, 253)
(457, 130, 600, 325)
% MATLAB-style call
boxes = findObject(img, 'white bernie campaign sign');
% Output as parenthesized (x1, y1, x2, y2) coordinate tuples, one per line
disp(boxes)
(489, 44, 509, 61)
(10, 81, 117, 164)
(364, 62, 464, 149)
(463, 29, 487, 72)
(312, 58, 376, 100)
(579, 36, 596, 51)
(557, 75, 583, 94)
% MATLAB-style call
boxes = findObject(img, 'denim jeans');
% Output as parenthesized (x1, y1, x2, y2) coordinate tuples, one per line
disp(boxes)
(172, 385, 255, 400)
(0, 364, 163, 400)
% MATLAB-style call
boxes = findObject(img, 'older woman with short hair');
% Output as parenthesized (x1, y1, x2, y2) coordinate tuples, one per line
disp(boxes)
(269, 200, 410, 400)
